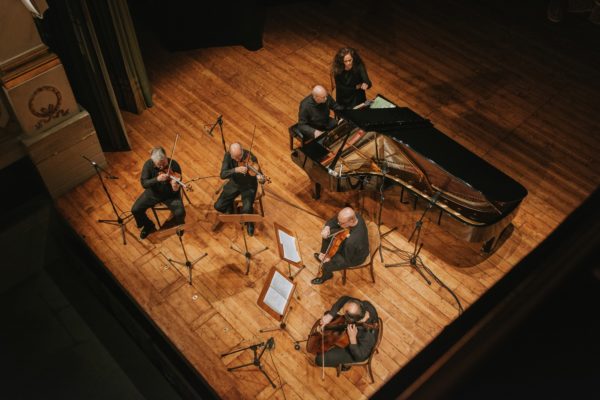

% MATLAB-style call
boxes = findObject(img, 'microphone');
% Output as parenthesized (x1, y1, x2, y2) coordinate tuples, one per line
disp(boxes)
(207, 114, 222, 136)
(327, 167, 338, 177)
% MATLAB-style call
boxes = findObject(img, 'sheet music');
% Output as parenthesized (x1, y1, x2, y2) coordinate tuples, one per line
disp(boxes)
(278, 229, 301, 263)
(263, 271, 294, 315)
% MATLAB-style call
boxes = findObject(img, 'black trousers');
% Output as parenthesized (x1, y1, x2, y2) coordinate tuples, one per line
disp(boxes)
(131, 190, 185, 229)
(315, 348, 364, 367)
(319, 237, 350, 277)
(214, 182, 257, 215)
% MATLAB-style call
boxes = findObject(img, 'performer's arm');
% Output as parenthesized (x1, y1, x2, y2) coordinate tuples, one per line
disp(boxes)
(298, 102, 318, 138)
(141, 161, 158, 189)
(219, 154, 236, 180)
(358, 64, 372, 89)
(347, 329, 376, 361)
(327, 95, 344, 113)
(326, 295, 352, 317)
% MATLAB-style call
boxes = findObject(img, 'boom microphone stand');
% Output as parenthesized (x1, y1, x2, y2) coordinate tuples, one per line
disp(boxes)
(82, 155, 133, 245)
(167, 227, 207, 285)
(384, 191, 464, 314)
(221, 337, 276, 388)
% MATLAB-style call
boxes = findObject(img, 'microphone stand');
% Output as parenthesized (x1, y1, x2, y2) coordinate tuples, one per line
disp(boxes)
(82, 155, 133, 245)
(384, 191, 464, 314)
(221, 337, 276, 388)
(205, 114, 226, 153)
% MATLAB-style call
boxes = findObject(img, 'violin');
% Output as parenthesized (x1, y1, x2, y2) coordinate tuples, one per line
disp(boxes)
(159, 166, 192, 191)
(306, 314, 378, 354)
(241, 152, 271, 184)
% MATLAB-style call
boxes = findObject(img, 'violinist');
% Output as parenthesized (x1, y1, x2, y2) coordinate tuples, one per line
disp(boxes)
(214, 142, 265, 236)
(131, 147, 186, 239)
(315, 296, 379, 368)
(311, 207, 369, 285)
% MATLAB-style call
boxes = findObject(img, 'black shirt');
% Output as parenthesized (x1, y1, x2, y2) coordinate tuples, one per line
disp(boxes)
(219, 150, 259, 188)
(334, 63, 372, 108)
(325, 213, 369, 266)
(326, 295, 379, 361)
(140, 158, 182, 200)
(298, 94, 343, 138)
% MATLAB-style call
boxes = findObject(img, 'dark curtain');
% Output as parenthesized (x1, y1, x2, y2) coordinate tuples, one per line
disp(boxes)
(41, 0, 132, 151)
(87, 0, 153, 113)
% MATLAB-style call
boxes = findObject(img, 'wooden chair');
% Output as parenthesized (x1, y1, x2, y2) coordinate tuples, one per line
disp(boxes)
(151, 189, 191, 229)
(336, 317, 384, 383)
(341, 221, 380, 285)
(233, 184, 265, 217)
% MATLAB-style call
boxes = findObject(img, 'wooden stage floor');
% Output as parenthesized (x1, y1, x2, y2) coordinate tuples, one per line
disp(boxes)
(56, 1, 600, 398)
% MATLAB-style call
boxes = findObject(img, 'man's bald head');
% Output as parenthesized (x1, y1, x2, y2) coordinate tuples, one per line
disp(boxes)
(229, 142, 243, 161)
(337, 207, 357, 228)
(311, 85, 328, 104)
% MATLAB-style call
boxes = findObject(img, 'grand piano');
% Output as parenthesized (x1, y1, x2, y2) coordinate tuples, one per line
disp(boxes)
(289, 95, 528, 253)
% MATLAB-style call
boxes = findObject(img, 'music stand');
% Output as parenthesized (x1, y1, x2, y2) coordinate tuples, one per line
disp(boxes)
(221, 337, 276, 388)
(273, 223, 305, 280)
(82, 155, 133, 245)
(166, 226, 207, 285)
(218, 213, 268, 275)
(256, 267, 295, 329)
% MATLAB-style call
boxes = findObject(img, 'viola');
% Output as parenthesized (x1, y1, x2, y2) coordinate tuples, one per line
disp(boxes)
(241, 153, 271, 184)
(306, 314, 378, 354)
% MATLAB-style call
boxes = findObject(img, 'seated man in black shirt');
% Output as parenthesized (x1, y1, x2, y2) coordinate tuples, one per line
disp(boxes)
(131, 147, 186, 239)
(214, 142, 265, 236)
(315, 296, 379, 368)
(311, 207, 370, 285)
(298, 85, 344, 139)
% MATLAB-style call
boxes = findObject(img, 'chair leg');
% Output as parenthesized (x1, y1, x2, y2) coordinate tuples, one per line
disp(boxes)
(336, 364, 341, 377)
(151, 207, 162, 228)
(182, 190, 192, 205)
(258, 196, 264, 217)
(369, 261, 375, 283)
(367, 363, 375, 384)
(342, 269, 347, 285)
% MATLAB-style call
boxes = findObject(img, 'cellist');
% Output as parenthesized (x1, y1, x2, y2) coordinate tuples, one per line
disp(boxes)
(311, 207, 369, 285)
(315, 296, 379, 368)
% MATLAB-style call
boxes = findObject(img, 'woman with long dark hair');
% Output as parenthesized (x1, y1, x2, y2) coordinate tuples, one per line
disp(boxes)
(331, 47, 372, 108)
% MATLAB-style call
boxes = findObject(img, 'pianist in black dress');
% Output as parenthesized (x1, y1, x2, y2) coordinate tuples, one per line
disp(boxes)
(298, 85, 344, 140)
(312, 207, 369, 285)
(331, 47, 372, 109)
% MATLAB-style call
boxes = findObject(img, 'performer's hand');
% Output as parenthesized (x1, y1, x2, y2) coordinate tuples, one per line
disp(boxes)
(157, 173, 169, 182)
(314, 130, 324, 138)
(347, 324, 358, 344)
(234, 166, 248, 174)
(321, 313, 333, 327)
(321, 226, 330, 239)
(257, 175, 266, 184)
(170, 180, 179, 191)
(360, 82, 369, 90)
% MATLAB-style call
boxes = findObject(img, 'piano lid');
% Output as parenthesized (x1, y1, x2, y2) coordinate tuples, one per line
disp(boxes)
(340, 101, 527, 203)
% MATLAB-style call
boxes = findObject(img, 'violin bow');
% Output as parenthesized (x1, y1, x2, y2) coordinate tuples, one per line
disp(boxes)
(245, 125, 268, 184)
(165, 133, 188, 189)
(321, 330, 325, 380)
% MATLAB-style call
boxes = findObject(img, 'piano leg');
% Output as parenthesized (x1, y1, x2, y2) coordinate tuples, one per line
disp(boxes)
(313, 182, 321, 200)
(481, 236, 497, 254)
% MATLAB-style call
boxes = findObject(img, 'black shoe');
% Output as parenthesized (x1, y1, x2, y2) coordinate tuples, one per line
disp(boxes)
(247, 222, 255, 237)
(140, 225, 156, 239)
(311, 274, 333, 285)
(340, 365, 352, 372)
(314, 253, 322, 263)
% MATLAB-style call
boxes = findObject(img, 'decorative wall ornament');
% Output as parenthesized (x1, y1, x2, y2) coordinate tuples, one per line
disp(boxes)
(28, 85, 69, 129)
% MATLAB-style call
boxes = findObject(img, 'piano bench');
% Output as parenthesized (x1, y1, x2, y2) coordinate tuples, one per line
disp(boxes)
(288, 124, 305, 150)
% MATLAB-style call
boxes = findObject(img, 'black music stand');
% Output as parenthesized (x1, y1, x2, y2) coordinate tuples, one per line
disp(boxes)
(221, 338, 276, 388)
(219, 213, 268, 275)
(166, 226, 207, 285)
(82, 155, 133, 245)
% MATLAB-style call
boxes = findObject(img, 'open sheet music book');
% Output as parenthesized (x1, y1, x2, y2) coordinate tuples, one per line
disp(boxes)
(257, 267, 296, 321)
